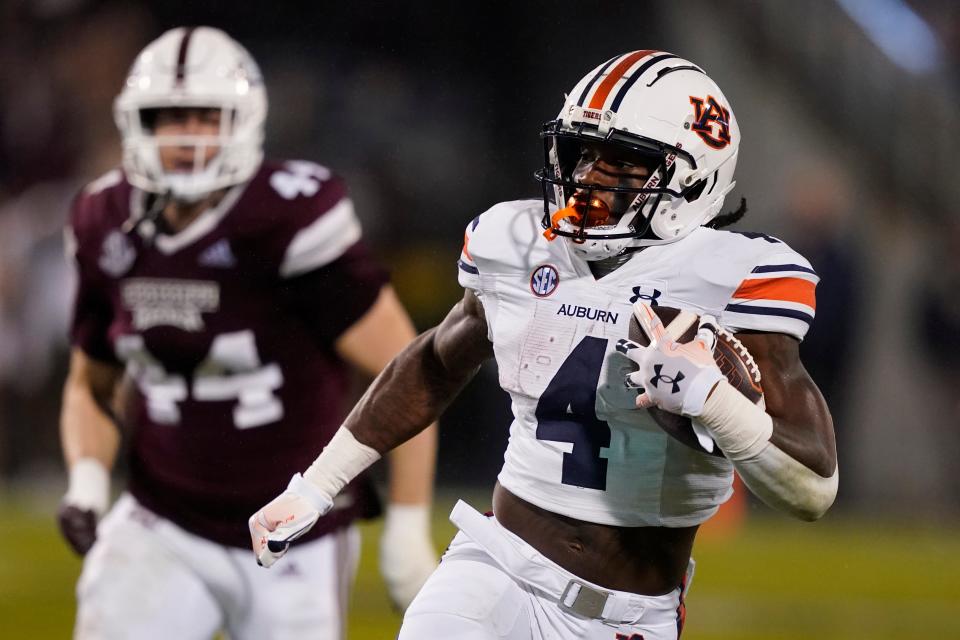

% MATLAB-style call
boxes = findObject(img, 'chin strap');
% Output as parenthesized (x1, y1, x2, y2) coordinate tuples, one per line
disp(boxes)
(543, 206, 578, 241)
(586, 251, 634, 278)
(121, 190, 170, 246)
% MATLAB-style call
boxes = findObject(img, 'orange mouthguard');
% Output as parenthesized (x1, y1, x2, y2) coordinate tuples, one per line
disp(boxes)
(543, 196, 611, 240)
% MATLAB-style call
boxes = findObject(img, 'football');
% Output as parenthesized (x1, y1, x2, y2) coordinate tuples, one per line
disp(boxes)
(628, 306, 763, 457)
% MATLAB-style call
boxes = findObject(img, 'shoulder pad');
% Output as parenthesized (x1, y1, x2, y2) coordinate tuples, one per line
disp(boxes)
(243, 160, 360, 277)
(69, 170, 133, 261)
(708, 230, 818, 340)
(458, 199, 544, 282)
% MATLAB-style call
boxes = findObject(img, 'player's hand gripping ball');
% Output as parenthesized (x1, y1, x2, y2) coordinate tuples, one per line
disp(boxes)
(617, 303, 763, 456)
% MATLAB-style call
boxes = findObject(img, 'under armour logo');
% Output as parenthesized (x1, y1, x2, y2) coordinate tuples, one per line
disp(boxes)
(629, 287, 661, 305)
(615, 338, 636, 355)
(650, 364, 684, 393)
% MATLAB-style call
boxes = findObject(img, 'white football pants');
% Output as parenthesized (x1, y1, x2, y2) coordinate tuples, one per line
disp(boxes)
(399, 501, 691, 640)
(74, 493, 360, 640)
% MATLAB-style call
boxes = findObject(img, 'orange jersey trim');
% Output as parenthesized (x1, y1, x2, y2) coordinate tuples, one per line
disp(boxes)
(462, 230, 473, 261)
(733, 277, 816, 309)
(587, 50, 654, 110)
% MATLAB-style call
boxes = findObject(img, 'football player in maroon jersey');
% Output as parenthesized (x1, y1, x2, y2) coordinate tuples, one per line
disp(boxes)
(57, 26, 437, 639)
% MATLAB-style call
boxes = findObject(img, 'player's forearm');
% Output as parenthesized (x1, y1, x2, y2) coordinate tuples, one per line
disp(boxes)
(732, 444, 838, 521)
(344, 327, 479, 453)
(766, 384, 837, 478)
(297, 292, 490, 506)
(726, 331, 838, 476)
(696, 380, 837, 520)
(387, 424, 437, 505)
(59, 372, 121, 516)
(60, 375, 120, 470)
(301, 327, 479, 502)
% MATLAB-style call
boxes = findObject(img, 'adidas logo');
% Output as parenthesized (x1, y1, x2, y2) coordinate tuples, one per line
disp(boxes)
(198, 239, 236, 268)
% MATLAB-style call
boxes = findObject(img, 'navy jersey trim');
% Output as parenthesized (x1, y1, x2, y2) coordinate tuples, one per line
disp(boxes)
(751, 263, 817, 276)
(458, 259, 479, 275)
(724, 303, 813, 325)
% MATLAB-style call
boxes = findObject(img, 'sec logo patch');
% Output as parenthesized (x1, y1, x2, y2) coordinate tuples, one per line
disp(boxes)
(530, 264, 559, 297)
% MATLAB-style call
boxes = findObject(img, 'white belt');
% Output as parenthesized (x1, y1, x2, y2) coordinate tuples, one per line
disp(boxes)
(449, 500, 682, 625)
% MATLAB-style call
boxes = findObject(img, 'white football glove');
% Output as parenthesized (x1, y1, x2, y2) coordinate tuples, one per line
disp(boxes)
(249, 473, 333, 568)
(379, 503, 438, 610)
(617, 302, 724, 417)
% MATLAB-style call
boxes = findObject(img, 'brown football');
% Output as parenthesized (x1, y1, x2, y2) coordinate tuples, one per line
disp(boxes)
(628, 306, 763, 457)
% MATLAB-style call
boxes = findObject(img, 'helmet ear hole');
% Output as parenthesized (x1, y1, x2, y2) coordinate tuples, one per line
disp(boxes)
(140, 108, 160, 131)
(683, 177, 708, 203)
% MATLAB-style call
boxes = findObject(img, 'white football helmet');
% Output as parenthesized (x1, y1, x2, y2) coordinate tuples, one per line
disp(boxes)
(114, 27, 267, 202)
(536, 50, 740, 260)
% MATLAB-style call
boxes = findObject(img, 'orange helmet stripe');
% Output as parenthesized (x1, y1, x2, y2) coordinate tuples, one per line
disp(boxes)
(587, 50, 655, 110)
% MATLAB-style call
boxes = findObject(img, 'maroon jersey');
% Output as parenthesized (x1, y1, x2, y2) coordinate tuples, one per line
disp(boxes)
(68, 159, 387, 548)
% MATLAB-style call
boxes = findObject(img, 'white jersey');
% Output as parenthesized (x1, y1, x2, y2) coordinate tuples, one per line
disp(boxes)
(458, 199, 818, 527)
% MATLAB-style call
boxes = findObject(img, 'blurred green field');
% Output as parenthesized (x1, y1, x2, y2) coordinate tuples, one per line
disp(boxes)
(2, 492, 959, 639)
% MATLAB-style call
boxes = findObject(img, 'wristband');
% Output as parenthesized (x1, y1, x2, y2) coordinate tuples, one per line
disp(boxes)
(383, 503, 430, 535)
(694, 379, 773, 460)
(696, 380, 837, 520)
(303, 427, 381, 498)
(64, 458, 110, 516)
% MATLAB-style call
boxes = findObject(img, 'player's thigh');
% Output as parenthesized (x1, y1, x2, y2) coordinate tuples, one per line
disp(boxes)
(74, 496, 221, 640)
(399, 536, 531, 640)
(228, 525, 360, 640)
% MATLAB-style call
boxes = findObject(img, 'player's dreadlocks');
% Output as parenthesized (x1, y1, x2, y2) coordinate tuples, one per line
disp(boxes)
(707, 197, 747, 229)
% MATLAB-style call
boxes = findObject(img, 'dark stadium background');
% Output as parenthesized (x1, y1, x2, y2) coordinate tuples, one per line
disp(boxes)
(1, 1, 958, 638)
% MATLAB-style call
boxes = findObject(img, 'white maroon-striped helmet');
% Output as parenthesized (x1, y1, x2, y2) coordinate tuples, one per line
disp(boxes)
(114, 27, 267, 202)
(536, 50, 740, 260)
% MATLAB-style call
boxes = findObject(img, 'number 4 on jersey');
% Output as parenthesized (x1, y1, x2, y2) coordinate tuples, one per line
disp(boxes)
(535, 336, 611, 490)
(269, 161, 331, 200)
(193, 331, 284, 429)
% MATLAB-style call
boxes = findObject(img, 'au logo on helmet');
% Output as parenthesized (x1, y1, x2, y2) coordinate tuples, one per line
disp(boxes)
(689, 95, 732, 149)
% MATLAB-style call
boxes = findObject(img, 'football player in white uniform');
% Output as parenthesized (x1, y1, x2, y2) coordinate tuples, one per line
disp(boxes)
(250, 50, 838, 639)
(59, 27, 437, 639)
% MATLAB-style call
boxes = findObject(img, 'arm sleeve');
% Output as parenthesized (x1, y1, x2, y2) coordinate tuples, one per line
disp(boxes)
(720, 251, 819, 341)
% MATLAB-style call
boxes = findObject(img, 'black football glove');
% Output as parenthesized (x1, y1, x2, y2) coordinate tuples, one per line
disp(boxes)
(58, 503, 99, 555)
(59, 459, 110, 555)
